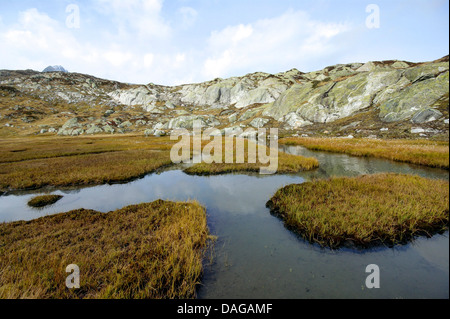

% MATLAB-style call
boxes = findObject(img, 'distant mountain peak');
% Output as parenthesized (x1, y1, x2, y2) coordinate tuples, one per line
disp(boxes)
(42, 65, 68, 73)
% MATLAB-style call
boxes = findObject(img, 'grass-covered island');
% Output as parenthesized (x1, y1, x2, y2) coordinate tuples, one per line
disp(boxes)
(0, 200, 211, 299)
(27, 195, 63, 208)
(267, 173, 449, 249)
(183, 138, 319, 175)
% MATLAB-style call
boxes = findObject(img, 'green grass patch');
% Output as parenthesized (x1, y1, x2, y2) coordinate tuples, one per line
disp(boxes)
(27, 195, 63, 208)
(0, 200, 211, 299)
(267, 173, 449, 249)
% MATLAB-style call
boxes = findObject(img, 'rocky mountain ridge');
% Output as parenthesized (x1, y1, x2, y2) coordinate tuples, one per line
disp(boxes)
(0, 56, 448, 139)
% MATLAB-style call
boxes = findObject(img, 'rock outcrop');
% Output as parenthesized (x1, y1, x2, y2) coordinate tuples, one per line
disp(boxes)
(0, 56, 448, 138)
(42, 65, 68, 73)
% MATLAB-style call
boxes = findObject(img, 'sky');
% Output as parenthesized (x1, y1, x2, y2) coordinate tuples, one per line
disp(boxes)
(0, 0, 448, 85)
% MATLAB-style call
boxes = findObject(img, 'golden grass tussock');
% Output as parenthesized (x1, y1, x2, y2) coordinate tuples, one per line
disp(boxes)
(0, 135, 174, 163)
(0, 135, 176, 191)
(0, 135, 319, 191)
(267, 173, 449, 249)
(27, 195, 63, 208)
(0, 200, 211, 299)
(279, 137, 449, 169)
(183, 137, 319, 175)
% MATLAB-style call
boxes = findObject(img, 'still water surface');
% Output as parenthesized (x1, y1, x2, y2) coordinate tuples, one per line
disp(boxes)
(0, 146, 448, 298)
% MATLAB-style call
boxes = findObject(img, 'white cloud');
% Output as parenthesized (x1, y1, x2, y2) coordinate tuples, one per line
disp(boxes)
(174, 53, 186, 66)
(0, 7, 170, 83)
(0, 6, 352, 86)
(203, 10, 351, 79)
(94, 0, 171, 38)
(4, 9, 59, 51)
(0, 9, 82, 67)
(178, 6, 198, 29)
(104, 50, 133, 67)
(143, 53, 155, 68)
(232, 24, 253, 43)
(204, 50, 233, 79)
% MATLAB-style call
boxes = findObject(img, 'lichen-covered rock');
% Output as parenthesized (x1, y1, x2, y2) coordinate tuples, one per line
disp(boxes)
(228, 113, 238, 123)
(224, 126, 243, 136)
(86, 125, 103, 135)
(144, 129, 154, 137)
(283, 112, 312, 129)
(175, 73, 291, 109)
(264, 60, 448, 126)
(118, 120, 132, 128)
(0, 55, 447, 137)
(296, 70, 403, 123)
(239, 107, 263, 121)
(102, 124, 115, 134)
(403, 62, 448, 83)
(356, 61, 378, 72)
(410, 127, 441, 134)
(58, 118, 83, 135)
(249, 118, 269, 128)
(379, 71, 448, 122)
(167, 115, 208, 130)
(391, 61, 410, 69)
(61, 118, 79, 129)
(411, 108, 443, 123)
(262, 83, 314, 121)
(165, 101, 176, 109)
(135, 119, 147, 126)
(108, 86, 157, 107)
(234, 87, 281, 109)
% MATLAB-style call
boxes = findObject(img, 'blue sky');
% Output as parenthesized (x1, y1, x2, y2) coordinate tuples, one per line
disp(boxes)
(0, 0, 448, 85)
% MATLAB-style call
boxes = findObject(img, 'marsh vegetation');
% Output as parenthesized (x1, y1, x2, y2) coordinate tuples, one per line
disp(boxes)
(0, 135, 176, 191)
(0, 200, 211, 299)
(0, 135, 319, 192)
(267, 173, 449, 249)
(279, 137, 449, 169)
(0, 134, 448, 299)
(183, 137, 319, 175)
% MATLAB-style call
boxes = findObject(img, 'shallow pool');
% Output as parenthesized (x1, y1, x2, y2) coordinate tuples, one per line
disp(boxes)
(1, 146, 448, 298)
